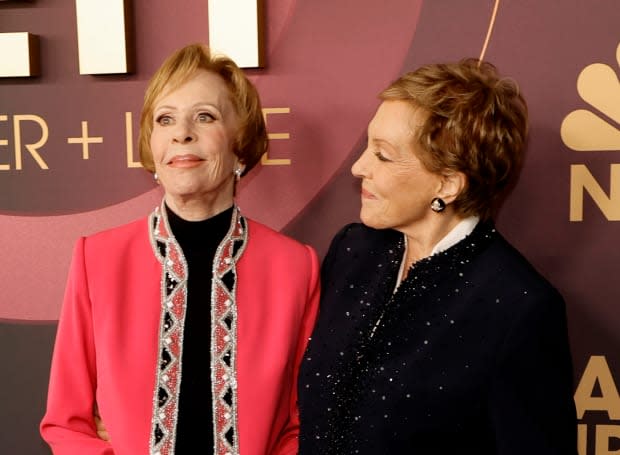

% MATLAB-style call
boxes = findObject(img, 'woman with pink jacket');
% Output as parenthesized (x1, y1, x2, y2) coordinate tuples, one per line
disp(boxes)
(40, 43, 320, 455)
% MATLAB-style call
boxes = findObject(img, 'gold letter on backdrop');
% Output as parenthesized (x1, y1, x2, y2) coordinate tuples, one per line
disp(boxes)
(75, 0, 132, 74)
(0, 115, 9, 170)
(208, 0, 263, 68)
(261, 108, 291, 165)
(577, 424, 586, 455)
(13, 115, 49, 170)
(575, 355, 620, 419)
(570, 164, 620, 221)
(595, 425, 620, 455)
(125, 112, 142, 168)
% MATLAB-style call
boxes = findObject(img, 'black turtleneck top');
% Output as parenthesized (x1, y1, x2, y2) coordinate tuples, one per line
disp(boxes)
(166, 205, 233, 454)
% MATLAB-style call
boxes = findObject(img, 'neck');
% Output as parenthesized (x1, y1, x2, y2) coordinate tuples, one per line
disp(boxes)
(164, 193, 234, 221)
(401, 211, 465, 270)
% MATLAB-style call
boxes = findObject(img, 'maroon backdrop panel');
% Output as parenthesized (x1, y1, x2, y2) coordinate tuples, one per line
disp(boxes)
(1, 1, 618, 453)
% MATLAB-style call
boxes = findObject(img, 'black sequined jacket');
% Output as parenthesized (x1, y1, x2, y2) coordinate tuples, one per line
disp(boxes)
(298, 221, 577, 455)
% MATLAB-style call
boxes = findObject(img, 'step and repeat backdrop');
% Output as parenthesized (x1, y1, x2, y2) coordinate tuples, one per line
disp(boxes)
(1, 1, 619, 453)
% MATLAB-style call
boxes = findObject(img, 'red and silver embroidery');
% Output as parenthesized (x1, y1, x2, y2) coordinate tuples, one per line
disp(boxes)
(211, 207, 246, 455)
(148, 203, 246, 455)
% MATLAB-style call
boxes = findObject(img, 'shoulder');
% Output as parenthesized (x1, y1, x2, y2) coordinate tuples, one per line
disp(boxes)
(80, 216, 150, 257)
(246, 218, 298, 244)
(86, 216, 147, 242)
(245, 218, 317, 261)
(246, 218, 307, 249)
(327, 222, 400, 253)
(485, 231, 560, 297)
(323, 222, 401, 268)
(241, 219, 320, 292)
(468, 228, 565, 323)
(64, 216, 155, 287)
(320, 223, 403, 291)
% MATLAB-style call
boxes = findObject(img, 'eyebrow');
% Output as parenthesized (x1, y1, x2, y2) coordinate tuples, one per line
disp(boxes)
(369, 137, 395, 148)
(154, 104, 227, 120)
(154, 102, 221, 111)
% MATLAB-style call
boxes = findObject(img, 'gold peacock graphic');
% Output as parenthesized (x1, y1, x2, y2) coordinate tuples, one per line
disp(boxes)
(561, 42, 620, 151)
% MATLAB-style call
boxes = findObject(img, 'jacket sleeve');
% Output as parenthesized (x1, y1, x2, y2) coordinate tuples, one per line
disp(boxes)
(489, 289, 577, 455)
(271, 244, 321, 455)
(40, 237, 115, 455)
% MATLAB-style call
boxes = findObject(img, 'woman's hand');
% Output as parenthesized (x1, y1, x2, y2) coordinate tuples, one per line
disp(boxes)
(94, 405, 111, 442)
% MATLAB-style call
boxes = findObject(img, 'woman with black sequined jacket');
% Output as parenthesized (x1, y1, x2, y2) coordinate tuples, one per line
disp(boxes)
(298, 59, 577, 454)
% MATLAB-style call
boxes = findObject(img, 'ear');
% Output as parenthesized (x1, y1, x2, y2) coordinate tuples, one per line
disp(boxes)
(437, 171, 467, 204)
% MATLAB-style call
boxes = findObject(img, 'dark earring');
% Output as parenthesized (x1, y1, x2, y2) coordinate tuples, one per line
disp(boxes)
(430, 197, 446, 212)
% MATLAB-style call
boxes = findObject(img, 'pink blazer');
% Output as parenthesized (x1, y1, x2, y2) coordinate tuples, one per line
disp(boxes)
(41, 208, 320, 455)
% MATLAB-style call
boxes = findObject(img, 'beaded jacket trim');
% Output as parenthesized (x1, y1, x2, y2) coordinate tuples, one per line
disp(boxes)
(148, 202, 247, 455)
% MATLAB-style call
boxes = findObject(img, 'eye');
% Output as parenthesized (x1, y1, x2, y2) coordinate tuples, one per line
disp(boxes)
(373, 150, 392, 162)
(155, 114, 173, 126)
(197, 112, 215, 123)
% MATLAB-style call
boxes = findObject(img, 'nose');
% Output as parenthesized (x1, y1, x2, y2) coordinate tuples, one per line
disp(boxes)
(351, 148, 369, 178)
(172, 118, 196, 144)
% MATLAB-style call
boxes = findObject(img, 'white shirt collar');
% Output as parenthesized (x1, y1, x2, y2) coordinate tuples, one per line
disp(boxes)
(430, 215, 480, 255)
(394, 216, 480, 292)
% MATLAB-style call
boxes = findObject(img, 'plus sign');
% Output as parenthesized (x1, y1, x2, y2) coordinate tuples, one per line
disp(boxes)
(67, 121, 103, 159)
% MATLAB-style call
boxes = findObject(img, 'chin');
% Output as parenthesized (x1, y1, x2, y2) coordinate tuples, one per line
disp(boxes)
(359, 212, 383, 230)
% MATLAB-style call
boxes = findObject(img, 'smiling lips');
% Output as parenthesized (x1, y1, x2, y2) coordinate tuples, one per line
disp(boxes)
(167, 154, 204, 168)
(361, 187, 377, 199)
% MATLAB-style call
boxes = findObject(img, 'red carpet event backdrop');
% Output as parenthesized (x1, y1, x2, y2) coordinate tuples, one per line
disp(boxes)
(1, 1, 619, 453)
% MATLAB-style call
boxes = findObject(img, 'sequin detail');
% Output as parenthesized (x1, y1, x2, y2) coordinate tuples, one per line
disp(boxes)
(148, 203, 247, 455)
(303, 222, 498, 453)
(211, 210, 246, 455)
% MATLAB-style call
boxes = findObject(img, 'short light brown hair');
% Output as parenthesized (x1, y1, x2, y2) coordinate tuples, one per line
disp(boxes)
(139, 43, 267, 175)
(380, 58, 528, 220)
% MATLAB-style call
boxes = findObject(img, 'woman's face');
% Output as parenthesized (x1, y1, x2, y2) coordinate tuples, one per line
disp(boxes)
(150, 69, 240, 212)
(351, 100, 443, 234)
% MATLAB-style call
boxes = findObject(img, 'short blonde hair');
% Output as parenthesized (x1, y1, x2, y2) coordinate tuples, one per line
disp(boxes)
(139, 43, 267, 175)
(380, 59, 528, 220)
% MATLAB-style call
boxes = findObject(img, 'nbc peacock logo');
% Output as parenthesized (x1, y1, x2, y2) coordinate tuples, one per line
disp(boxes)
(561, 42, 620, 151)
(563, 42, 620, 222)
